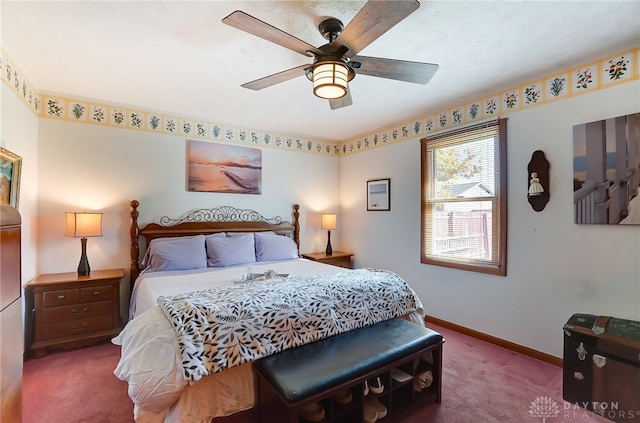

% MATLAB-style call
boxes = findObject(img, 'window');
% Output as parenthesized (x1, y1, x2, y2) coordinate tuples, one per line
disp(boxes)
(420, 118, 507, 275)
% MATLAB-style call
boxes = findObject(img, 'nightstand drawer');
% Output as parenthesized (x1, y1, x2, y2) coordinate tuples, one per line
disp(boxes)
(39, 315, 114, 341)
(80, 285, 113, 302)
(43, 289, 80, 307)
(302, 251, 353, 269)
(321, 256, 351, 268)
(42, 300, 113, 323)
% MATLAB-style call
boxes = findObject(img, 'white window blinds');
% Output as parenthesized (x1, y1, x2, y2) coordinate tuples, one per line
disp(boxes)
(420, 118, 507, 275)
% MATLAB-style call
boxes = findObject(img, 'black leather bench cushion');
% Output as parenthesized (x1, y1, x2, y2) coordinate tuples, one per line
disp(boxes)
(254, 318, 443, 403)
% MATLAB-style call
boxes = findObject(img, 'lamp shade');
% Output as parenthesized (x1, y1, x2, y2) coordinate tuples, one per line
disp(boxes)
(313, 62, 349, 99)
(65, 212, 103, 238)
(321, 213, 337, 230)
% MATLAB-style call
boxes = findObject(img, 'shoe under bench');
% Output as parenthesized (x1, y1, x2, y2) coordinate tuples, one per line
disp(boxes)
(252, 318, 444, 423)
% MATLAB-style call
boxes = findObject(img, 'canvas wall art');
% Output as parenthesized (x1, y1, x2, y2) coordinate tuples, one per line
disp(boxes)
(0, 147, 22, 208)
(573, 112, 639, 224)
(188, 141, 262, 195)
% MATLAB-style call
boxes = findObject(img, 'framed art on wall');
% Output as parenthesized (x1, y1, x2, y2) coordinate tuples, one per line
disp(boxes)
(367, 178, 390, 211)
(0, 147, 22, 208)
(187, 140, 262, 195)
(573, 112, 639, 224)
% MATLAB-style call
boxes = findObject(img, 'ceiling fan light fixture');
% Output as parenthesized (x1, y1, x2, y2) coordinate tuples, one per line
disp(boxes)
(312, 61, 349, 99)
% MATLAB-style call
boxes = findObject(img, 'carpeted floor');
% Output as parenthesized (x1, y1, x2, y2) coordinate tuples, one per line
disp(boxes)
(23, 340, 133, 423)
(402, 324, 609, 423)
(23, 323, 610, 423)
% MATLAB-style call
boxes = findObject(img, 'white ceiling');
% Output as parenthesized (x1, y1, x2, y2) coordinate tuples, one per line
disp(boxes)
(3, 1, 639, 142)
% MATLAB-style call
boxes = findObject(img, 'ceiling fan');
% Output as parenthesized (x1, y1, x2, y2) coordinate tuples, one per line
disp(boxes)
(222, 0, 439, 110)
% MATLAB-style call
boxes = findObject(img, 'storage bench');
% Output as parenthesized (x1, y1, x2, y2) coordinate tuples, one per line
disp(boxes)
(253, 318, 444, 423)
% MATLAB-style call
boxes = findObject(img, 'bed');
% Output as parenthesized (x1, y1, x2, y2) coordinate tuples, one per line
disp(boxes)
(113, 200, 425, 423)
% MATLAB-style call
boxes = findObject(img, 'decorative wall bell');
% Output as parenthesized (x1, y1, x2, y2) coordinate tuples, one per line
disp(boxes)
(527, 150, 550, 212)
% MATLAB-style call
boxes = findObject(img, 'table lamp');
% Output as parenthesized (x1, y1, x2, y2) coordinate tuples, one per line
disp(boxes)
(65, 211, 103, 276)
(321, 213, 337, 256)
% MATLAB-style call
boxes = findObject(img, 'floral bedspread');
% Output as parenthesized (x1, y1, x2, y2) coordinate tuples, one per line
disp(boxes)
(157, 268, 420, 382)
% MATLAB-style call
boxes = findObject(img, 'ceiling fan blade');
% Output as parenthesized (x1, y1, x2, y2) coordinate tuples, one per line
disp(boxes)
(351, 55, 438, 84)
(329, 89, 353, 110)
(241, 64, 309, 90)
(334, 0, 420, 58)
(222, 11, 323, 57)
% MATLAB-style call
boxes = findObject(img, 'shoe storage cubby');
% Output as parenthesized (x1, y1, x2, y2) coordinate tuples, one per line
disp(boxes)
(254, 322, 444, 423)
(293, 348, 442, 423)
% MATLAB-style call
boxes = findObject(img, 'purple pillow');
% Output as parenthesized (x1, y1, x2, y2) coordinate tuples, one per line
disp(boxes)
(206, 233, 256, 267)
(255, 232, 298, 262)
(205, 232, 226, 239)
(226, 231, 274, 236)
(144, 235, 207, 272)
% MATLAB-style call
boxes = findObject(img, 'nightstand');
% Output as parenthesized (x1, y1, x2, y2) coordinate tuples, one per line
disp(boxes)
(301, 251, 353, 269)
(26, 268, 124, 358)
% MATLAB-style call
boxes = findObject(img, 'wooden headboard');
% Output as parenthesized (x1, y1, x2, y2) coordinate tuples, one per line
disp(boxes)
(129, 200, 300, 284)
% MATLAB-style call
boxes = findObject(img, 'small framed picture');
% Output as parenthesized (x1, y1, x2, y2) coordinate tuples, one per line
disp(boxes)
(0, 147, 22, 209)
(367, 178, 390, 211)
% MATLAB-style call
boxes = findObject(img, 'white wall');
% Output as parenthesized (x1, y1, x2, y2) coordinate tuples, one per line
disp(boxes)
(339, 81, 640, 358)
(36, 120, 341, 314)
(1, 84, 38, 286)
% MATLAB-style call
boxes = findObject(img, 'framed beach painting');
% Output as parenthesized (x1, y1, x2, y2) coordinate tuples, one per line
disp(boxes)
(573, 112, 639, 224)
(187, 140, 262, 195)
(367, 178, 390, 211)
(0, 147, 22, 208)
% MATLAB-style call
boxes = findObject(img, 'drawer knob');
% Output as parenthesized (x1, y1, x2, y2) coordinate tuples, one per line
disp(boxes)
(93, 291, 101, 296)
(71, 323, 88, 332)
(58, 295, 65, 300)
(71, 307, 88, 316)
